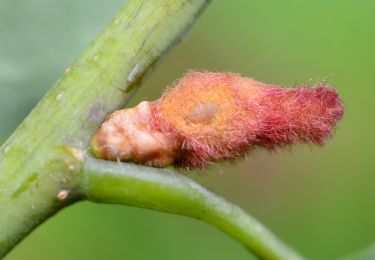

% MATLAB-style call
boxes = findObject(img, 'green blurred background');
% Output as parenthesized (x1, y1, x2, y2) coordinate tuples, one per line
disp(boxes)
(1, 0, 374, 259)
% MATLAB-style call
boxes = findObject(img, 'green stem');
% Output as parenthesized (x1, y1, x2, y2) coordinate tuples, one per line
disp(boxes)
(0, 0, 305, 258)
(0, 0, 209, 256)
(340, 243, 375, 260)
(83, 157, 304, 260)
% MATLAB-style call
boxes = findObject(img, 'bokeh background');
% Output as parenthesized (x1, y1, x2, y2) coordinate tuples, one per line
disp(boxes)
(1, 0, 374, 259)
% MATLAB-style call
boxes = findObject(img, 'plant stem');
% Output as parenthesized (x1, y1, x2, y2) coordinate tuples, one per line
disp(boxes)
(0, 0, 306, 259)
(83, 157, 304, 260)
(340, 243, 375, 260)
(0, 0, 209, 256)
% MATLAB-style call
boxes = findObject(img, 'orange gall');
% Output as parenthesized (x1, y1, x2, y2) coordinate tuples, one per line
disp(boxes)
(91, 71, 344, 168)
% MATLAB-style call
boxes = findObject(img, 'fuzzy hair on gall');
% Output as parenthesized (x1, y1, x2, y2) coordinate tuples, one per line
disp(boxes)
(91, 71, 344, 168)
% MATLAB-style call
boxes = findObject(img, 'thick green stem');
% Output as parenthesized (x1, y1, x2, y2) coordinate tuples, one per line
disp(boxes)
(83, 157, 303, 260)
(0, 0, 209, 256)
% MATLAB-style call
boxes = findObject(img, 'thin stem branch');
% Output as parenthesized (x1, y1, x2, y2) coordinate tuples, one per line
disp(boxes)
(340, 243, 375, 260)
(83, 157, 304, 260)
